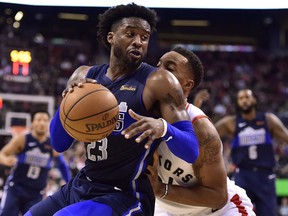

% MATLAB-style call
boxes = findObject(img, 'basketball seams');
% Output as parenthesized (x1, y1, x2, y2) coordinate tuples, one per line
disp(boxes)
(64, 88, 110, 119)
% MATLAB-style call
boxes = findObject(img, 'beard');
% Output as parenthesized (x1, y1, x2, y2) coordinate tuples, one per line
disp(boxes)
(114, 44, 143, 69)
(238, 103, 255, 114)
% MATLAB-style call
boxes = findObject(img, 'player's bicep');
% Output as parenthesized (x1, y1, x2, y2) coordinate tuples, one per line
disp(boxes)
(152, 71, 189, 123)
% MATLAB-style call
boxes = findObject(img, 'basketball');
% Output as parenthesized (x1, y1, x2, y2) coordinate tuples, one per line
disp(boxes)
(59, 82, 119, 142)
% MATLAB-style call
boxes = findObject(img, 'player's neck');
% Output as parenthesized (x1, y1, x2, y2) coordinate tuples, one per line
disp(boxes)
(107, 64, 140, 81)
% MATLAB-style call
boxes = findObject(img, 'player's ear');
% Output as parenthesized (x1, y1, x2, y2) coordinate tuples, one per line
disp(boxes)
(185, 79, 194, 92)
(107, 32, 114, 44)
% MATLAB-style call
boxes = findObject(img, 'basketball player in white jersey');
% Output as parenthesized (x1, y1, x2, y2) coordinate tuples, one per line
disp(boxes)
(147, 47, 256, 216)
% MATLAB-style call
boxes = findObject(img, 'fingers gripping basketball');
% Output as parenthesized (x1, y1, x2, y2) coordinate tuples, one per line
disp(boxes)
(59, 83, 119, 142)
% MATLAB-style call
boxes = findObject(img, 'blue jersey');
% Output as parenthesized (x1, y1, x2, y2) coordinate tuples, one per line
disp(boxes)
(7, 133, 53, 196)
(85, 63, 161, 189)
(231, 112, 275, 169)
(27, 63, 162, 216)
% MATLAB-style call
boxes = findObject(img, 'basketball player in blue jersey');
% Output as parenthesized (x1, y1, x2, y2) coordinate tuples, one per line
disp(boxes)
(215, 89, 288, 216)
(24, 3, 199, 216)
(0, 110, 71, 216)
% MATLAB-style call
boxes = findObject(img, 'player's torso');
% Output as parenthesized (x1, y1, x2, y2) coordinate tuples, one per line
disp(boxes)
(84, 63, 161, 184)
(8, 133, 53, 192)
(231, 112, 275, 169)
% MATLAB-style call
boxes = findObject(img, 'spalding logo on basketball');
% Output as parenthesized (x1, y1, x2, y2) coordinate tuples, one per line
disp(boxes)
(59, 83, 119, 142)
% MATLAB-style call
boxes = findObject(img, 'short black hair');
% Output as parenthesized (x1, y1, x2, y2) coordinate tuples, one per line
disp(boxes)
(171, 46, 204, 90)
(97, 3, 157, 49)
(31, 110, 50, 122)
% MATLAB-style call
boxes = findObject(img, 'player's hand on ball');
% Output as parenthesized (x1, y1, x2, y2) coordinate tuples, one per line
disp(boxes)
(62, 78, 97, 98)
(60, 82, 119, 142)
(121, 109, 165, 149)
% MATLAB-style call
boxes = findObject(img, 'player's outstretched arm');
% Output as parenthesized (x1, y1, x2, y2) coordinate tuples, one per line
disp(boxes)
(122, 69, 199, 163)
(193, 89, 210, 108)
(214, 115, 235, 139)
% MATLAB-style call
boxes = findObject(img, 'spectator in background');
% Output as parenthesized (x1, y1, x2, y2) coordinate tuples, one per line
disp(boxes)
(214, 89, 288, 216)
(0, 110, 71, 216)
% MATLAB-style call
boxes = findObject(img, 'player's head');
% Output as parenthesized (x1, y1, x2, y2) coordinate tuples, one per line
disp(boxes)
(156, 46, 204, 98)
(31, 110, 50, 136)
(236, 89, 257, 114)
(97, 3, 157, 67)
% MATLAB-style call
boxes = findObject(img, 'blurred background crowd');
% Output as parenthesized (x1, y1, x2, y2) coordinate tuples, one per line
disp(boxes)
(0, 2, 288, 215)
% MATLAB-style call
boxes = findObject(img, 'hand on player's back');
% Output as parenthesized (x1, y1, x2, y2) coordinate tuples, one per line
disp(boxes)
(146, 152, 164, 197)
(62, 78, 97, 98)
(122, 109, 165, 149)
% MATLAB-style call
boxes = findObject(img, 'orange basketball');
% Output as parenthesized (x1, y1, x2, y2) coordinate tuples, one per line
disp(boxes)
(59, 83, 119, 142)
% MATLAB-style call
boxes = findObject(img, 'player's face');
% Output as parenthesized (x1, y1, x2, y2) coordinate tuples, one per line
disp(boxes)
(237, 89, 256, 113)
(156, 51, 192, 91)
(110, 17, 151, 67)
(32, 113, 50, 136)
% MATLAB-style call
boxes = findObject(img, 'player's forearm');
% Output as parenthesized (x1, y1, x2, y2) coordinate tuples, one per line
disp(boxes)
(50, 108, 74, 152)
(158, 182, 227, 209)
(55, 154, 72, 182)
(162, 120, 199, 163)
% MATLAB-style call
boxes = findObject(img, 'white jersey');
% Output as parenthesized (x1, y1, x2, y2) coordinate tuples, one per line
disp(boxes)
(155, 103, 255, 216)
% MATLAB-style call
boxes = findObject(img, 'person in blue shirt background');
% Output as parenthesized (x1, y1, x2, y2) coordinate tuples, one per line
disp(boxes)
(0, 109, 71, 216)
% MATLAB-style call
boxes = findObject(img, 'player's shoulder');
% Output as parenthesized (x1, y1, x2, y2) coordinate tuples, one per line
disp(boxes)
(186, 103, 205, 114)
(264, 111, 276, 119)
(146, 68, 182, 97)
(264, 112, 283, 127)
(186, 103, 206, 119)
(148, 67, 176, 82)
